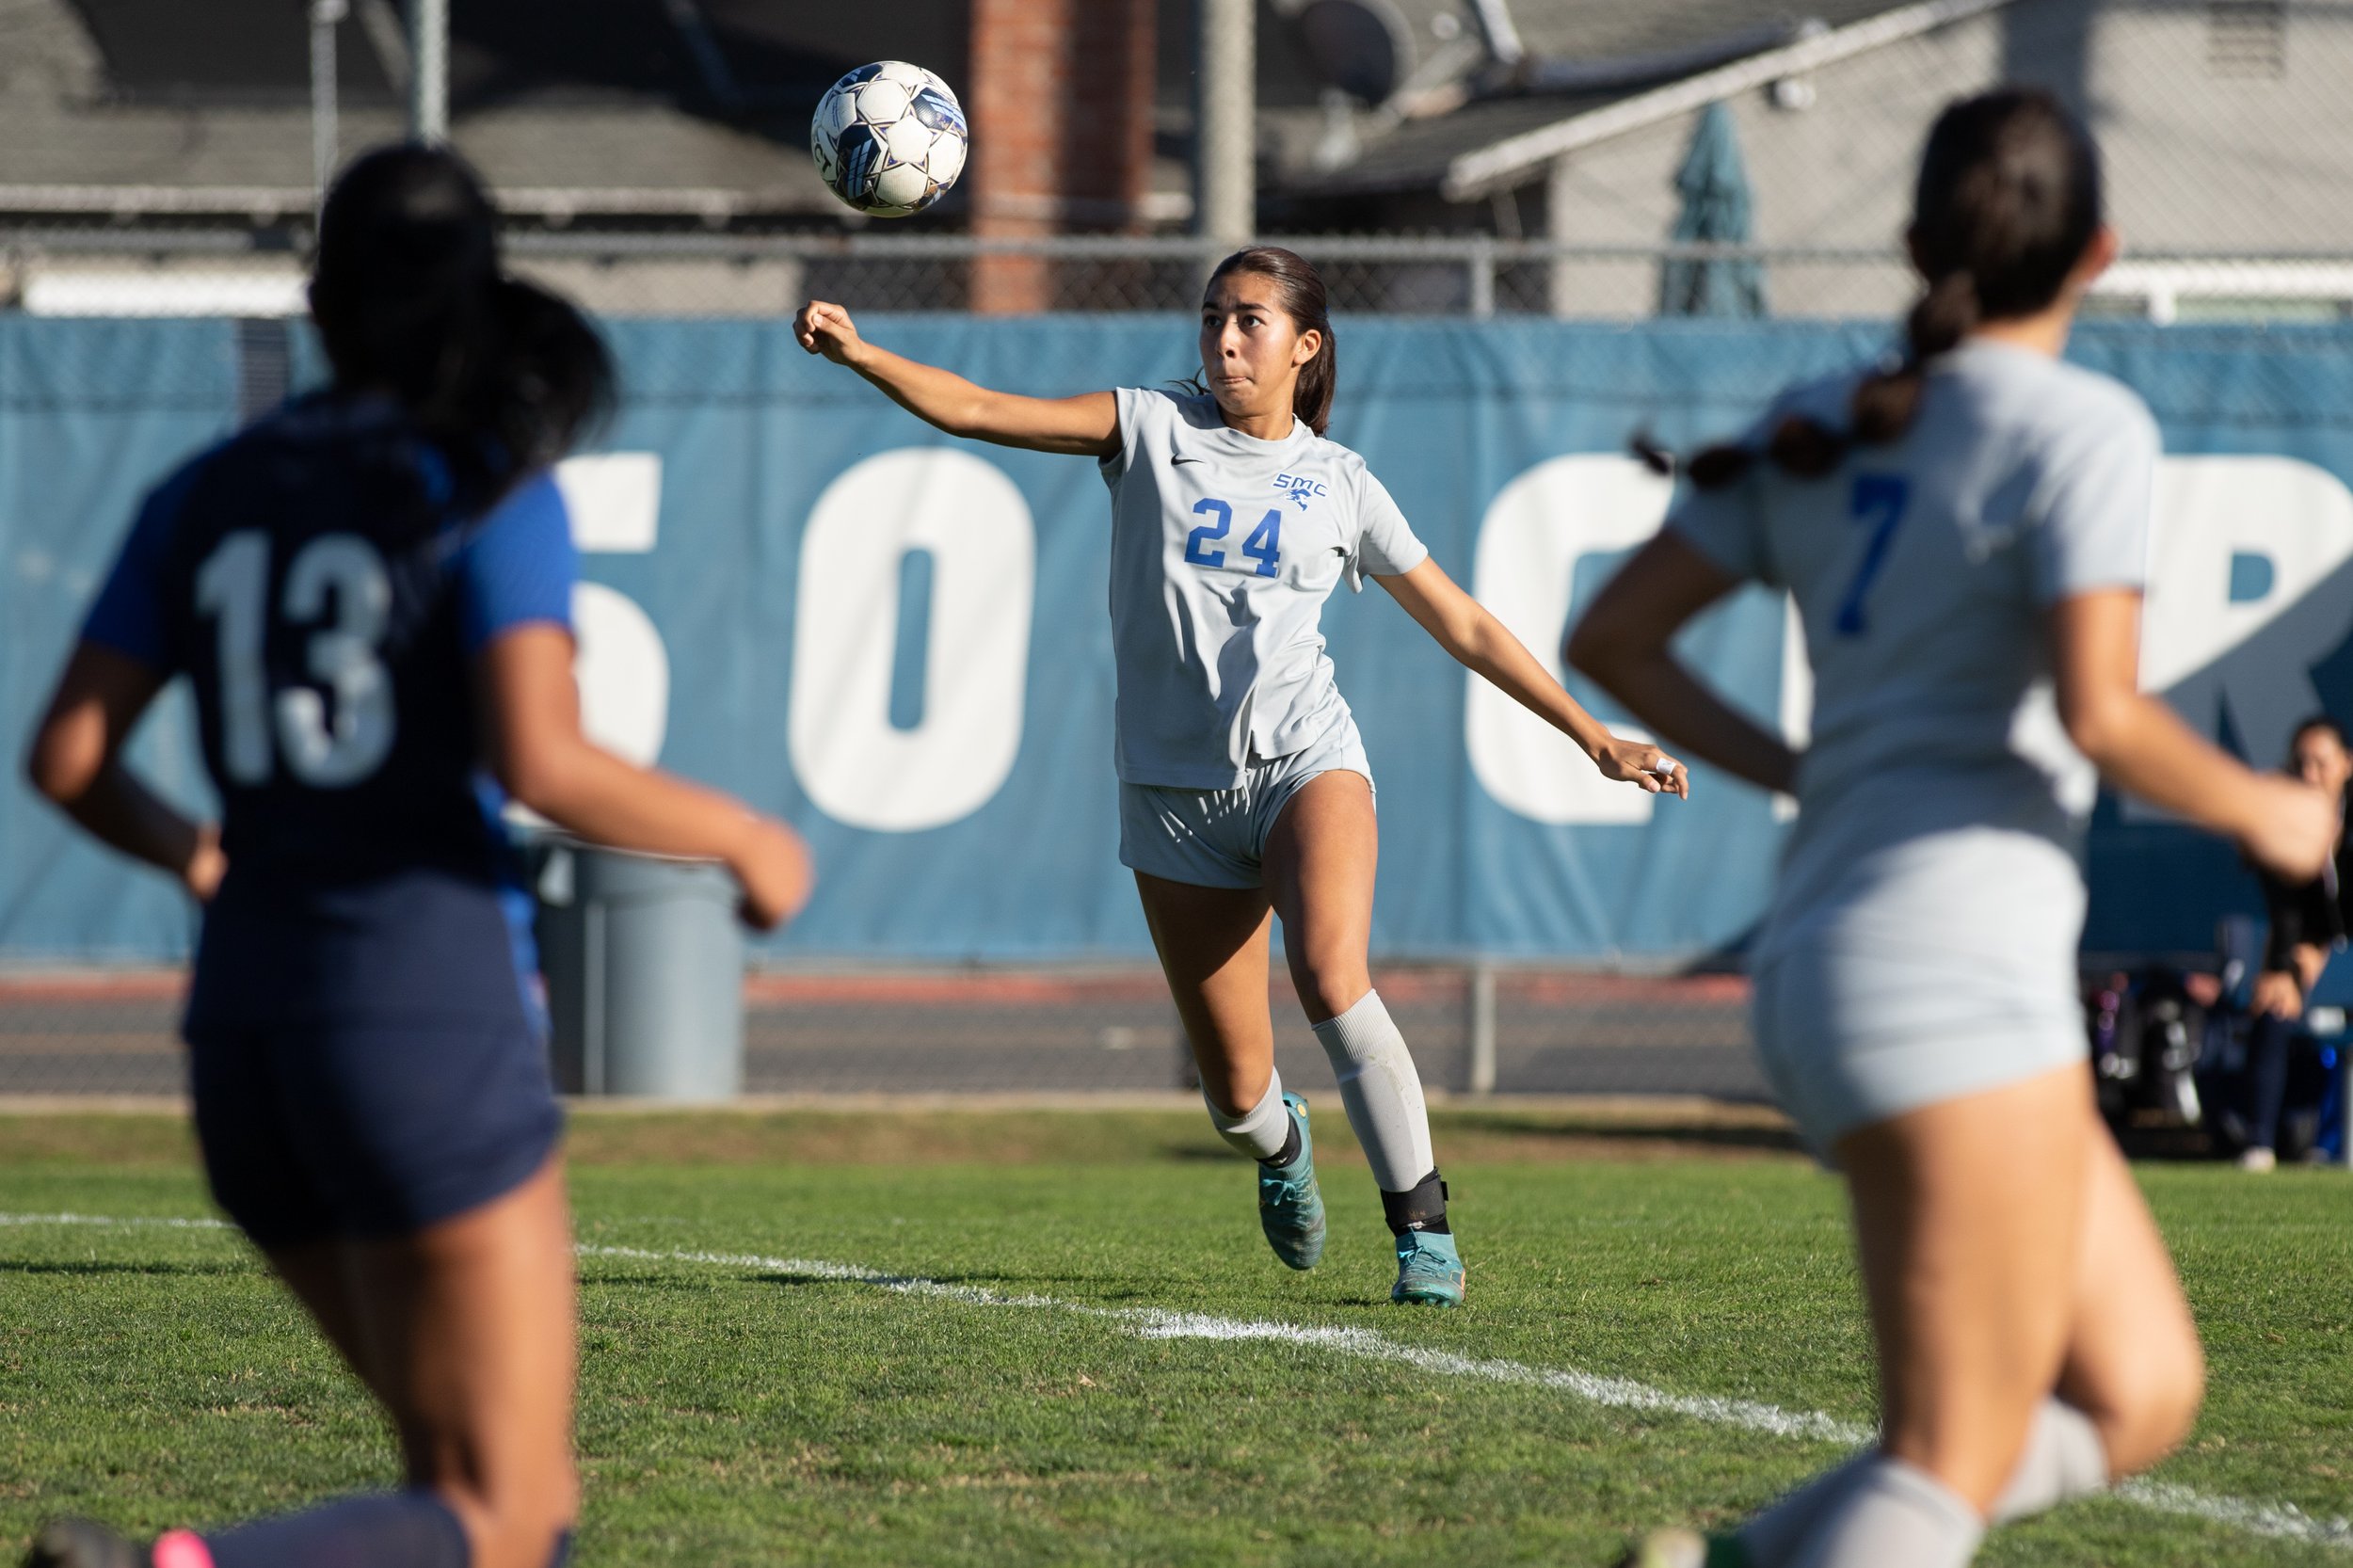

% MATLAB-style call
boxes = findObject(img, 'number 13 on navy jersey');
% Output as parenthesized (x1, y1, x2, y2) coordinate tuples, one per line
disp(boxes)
(196, 531, 398, 788)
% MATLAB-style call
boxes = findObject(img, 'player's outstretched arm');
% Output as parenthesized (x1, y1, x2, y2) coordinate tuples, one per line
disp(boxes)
(1566, 532, 1799, 796)
(478, 626, 813, 930)
(2053, 588, 2333, 882)
(793, 299, 1118, 457)
(25, 643, 226, 900)
(1379, 556, 1688, 797)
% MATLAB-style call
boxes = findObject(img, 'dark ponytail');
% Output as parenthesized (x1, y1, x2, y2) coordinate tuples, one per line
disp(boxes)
(1202, 246, 1337, 436)
(310, 144, 614, 504)
(1670, 88, 2101, 489)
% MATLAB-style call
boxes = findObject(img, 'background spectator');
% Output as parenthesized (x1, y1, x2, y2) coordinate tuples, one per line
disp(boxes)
(2236, 715, 2353, 1169)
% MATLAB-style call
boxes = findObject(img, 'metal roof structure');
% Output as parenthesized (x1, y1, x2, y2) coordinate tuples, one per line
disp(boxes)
(0, 0, 938, 223)
(1268, 0, 2021, 199)
(0, 0, 2021, 225)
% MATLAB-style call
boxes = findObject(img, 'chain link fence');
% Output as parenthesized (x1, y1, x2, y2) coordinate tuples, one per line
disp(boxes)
(0, 967, 1763, 1102)
(8, 3, 2353, 320)
(6, 0, 2351, 1108)
(8, 228, 2351, 323)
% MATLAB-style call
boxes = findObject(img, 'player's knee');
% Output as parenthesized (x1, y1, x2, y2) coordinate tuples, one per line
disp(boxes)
(1196, 1056, 1271, 1117)
(1291, 955, 1369, 1025)
(2102, 1337, 2206, 1475)
(461, 1494, 575, 1568)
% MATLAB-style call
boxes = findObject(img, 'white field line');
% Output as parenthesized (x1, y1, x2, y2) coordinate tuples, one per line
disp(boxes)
(582, 1245, 1865, 1443)
(7, 1214, 2348, 1551)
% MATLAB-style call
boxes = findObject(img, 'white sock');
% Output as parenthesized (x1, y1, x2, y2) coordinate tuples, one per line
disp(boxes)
(1991, 1399, 2111, 1523)
(1310, 990, 1434, 1192)
(1742, 1403, 2105, 1567)
(1203, 1066, 1290, 1161)
(1788, 1458, 1982, 1568)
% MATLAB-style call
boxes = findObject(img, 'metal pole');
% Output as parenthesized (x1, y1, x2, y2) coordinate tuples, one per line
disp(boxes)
(310, 0, 346, 203)
(407, 0, 448, 144)
(1467, 233, 1497, 318)
(1545, 152, 1577, 318)
(583, 897, 606, 1096)
(1466, 962, 1497, 1096)
(1195, 0, 1255, 256)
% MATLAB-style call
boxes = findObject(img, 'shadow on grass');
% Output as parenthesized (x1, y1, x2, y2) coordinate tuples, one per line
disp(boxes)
(1, 1257, 249, 1278)
(1454, 1112, 1807, 1158)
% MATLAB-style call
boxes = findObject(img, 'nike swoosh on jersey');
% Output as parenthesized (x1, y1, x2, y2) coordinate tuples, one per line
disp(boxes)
(1170, 453, 1203, 465)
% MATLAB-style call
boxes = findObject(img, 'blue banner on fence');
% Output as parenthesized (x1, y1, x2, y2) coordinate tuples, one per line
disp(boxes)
(6, 315, 2349, 964)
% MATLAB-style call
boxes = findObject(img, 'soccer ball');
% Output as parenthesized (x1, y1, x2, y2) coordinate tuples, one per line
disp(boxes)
(811, 61, 968, 218)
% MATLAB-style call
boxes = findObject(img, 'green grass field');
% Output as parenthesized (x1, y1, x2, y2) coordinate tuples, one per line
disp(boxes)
(2, 1109, 2347, 1566)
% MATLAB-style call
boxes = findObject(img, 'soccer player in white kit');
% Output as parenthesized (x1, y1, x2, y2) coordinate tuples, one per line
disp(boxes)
(1570, 91, 2335, 1566)
(796, 247, 1684, 1305)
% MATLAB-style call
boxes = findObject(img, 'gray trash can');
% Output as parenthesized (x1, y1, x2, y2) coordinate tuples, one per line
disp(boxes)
(535, 839, 744, 1100)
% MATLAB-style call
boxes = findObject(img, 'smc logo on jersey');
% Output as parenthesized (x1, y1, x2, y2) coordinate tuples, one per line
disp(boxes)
(1273, 472, 1326, 510)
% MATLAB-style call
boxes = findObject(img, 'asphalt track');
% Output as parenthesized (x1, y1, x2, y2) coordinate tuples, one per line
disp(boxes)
(0, 969, 1766, 1102)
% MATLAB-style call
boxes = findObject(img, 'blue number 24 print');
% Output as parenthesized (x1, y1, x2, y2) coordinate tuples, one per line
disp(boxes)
(1186, 498, 1282, 577)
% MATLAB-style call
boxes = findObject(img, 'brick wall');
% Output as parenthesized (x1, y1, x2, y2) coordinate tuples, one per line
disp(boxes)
(968, 0, 1156, 313)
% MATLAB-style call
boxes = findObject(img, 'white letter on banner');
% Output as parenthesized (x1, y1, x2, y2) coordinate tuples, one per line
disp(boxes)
(2132, 455, 2353, 818)
(790, 448, 1033, 831)
(571, 585, 669, 766)
(552, 454, 668, 767)
(1466, 455, 1673, 824)
(555, 453, 663, 552)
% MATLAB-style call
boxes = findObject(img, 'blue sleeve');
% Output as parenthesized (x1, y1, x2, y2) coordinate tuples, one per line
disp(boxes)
(80, 463, 200, 670)
(456, 472, 578, 654)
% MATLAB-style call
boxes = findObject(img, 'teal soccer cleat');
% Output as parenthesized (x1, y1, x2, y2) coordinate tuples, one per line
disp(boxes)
(1389, 1226, 1465, 1306)
(1612, 1528, 1750, 1568)
(1257, 1093, 1326, 1270)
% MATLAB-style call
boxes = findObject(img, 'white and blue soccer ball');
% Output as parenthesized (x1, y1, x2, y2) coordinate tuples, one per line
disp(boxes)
(810, 61, 968, 218)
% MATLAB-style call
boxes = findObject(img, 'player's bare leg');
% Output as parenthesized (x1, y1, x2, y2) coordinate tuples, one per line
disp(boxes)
(334, 1156, 580, 1568)
(1261, 770, 1378, 1025)
(1729, 1067, 2092, 1566)
(1264, 769, 1460, 1304)
(1133, 872, 1275, 1119)
(1842, 1067, 2091, 1514)
(2049, 1114, 2204, 1475)
(1134, 872, 1327, 1268)
(264, 1243, 380, 1398)
(1628, 1068, 2112, 1568)
(28, 1160, 581, 1568)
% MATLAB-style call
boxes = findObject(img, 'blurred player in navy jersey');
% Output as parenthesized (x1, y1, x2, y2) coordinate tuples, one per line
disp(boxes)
(22, 145, 809, 1568)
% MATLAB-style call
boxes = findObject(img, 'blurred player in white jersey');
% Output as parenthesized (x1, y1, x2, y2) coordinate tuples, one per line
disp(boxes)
(1572, 90, 2334, 1567)
(796, 247, 1682, 1306)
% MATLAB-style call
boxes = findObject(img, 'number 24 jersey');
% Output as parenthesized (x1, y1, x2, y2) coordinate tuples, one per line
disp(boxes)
(1099, 387, 1428, 790)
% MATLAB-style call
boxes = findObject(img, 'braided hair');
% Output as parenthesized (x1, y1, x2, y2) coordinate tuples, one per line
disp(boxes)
(1670, 89, 2103, 489)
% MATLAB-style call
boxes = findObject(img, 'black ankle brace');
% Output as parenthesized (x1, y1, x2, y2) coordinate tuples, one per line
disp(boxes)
(1381, 1170, 1449, 1235)
(1257, 1115, 1302, 1169)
